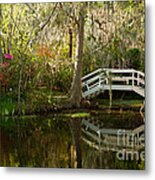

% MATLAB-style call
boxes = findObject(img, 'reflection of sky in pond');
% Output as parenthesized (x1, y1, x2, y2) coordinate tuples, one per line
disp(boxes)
(0, 112, 144, 169)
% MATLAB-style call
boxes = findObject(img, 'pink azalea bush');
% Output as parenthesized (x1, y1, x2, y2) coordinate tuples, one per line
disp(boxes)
(4, 53, 13, 60)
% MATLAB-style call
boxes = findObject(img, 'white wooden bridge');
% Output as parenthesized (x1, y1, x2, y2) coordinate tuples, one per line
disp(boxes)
(82, 68, 145, 99)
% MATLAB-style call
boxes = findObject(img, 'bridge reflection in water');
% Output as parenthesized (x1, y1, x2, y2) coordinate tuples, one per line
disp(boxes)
(81, 117, 145, 153)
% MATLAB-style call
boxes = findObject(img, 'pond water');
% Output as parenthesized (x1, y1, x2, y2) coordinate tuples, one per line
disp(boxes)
(0, 111, 145, 169)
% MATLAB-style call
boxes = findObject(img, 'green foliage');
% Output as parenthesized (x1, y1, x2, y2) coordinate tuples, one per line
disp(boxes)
(53, 65, 73, 92)
(126, 48, 141, 69)
(0, 1, 144, 114)
(1, 96, 16, 116)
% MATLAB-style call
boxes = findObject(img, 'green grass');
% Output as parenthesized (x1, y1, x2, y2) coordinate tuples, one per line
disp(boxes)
(65, 112, 90, 118)
(96, 99, 143, 108)
(111, 100, 143, 107)
(1, 97, 16, 116)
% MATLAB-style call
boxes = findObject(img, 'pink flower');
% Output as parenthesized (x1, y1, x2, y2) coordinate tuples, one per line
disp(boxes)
(4, 54, 13, 60)
(0, 62, 9, 68)
(3, 62, 8, 66)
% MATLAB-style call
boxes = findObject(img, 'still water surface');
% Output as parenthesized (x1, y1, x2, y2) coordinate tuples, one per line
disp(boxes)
(0, 111, 144, 169)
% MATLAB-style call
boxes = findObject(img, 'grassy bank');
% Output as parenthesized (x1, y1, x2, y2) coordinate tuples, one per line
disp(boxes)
(0, 93, 144, 116)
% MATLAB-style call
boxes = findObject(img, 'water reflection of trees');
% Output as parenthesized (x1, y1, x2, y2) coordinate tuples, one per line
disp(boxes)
(69, 119, 82, 168)
(0, 117, 83, 168)
(1, 117, 73, 167)
(0, 114, 144, 169)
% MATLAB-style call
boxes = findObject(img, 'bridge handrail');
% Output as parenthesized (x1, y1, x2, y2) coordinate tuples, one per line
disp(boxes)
(82, 68, 145, 97)
(82, 74, 101, 85)
(104, 68, 135, 73)
(82, 68, 144, 84)
(104, 69, 144, 77)
(82, 68, 144, 80)
(82, 68, 102, 81)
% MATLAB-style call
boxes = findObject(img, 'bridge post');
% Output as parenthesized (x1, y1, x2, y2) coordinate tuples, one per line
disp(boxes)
(137, 73, 140, 86)
(132, 71, 134, 88)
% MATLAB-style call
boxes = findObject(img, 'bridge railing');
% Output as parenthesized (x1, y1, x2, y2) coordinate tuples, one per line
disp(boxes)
(104, 69, 145, 88)
(82, 68, 102, 82)
(82, 69, 105, 96)
(133, 70, 145, 87)
(82, 68, 145, 97)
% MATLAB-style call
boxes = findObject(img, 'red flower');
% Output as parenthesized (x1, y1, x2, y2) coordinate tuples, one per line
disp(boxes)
(4, 54, 13, 60)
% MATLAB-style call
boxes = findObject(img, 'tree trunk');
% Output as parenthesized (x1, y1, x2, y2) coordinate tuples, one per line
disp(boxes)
(0, 48, 2, 116)
(0, 6, 2, 116)
(17, 63, 23, 116)
(69, 6, 86, 108)
(69, 27, 73, 59)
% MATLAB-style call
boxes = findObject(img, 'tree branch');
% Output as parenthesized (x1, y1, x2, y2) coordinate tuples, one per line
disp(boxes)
(40, 2, 58, 31)
(10, 6, 24, 44)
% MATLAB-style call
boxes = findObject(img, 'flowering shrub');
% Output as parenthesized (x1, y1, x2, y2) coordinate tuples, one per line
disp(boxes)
(0, 53, 13, 90)
(4, 53, 13, 60)
(0, 62, 9, 68)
